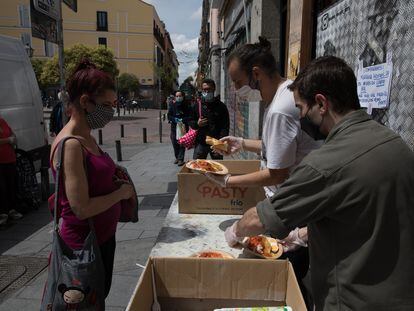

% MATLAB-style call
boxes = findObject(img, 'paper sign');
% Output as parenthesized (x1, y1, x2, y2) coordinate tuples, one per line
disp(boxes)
(357, 55, 393, 110)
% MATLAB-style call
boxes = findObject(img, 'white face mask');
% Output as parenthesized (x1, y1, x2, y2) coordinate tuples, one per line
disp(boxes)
(235, 85, 262, 102)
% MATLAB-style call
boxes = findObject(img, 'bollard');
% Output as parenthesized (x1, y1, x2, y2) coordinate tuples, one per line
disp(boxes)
(40, 166, 50, 201)
(98, 129, 103, 145)
(143, 128, 147, 143)
(123, 106, 126, 115)
(159, 111, 162, 143)
(121, 124, 124, 138)
(115, 140, 122, 161)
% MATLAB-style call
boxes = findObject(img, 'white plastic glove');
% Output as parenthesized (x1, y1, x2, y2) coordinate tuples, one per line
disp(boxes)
(279, 227, 308, 252)
(8, 136, 17, 146)
(204, 172, 231, 188)
(224, 221, 244, 247)
(216, 136, 244, 156)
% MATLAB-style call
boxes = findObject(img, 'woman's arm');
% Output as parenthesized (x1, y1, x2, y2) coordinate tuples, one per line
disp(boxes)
(62, 139, 134, 220)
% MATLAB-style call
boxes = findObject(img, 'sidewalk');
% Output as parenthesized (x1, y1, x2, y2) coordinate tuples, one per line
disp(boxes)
(0, 110, 191, 310)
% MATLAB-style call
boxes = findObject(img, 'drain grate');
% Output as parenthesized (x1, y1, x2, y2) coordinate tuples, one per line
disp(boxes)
(0, 256, 48, 303)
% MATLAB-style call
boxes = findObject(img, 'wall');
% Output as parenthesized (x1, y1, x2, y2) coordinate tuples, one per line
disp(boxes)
(316, 0, 414, 150)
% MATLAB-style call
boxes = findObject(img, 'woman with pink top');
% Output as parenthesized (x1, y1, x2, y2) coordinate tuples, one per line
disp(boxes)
(49, 59, 135, 298)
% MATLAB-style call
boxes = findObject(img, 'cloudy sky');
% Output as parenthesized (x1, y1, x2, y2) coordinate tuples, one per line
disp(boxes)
(143, 0, 202, 84)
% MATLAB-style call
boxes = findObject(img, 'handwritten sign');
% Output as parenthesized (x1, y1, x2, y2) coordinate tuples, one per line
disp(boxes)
(357, 55, 393, 113)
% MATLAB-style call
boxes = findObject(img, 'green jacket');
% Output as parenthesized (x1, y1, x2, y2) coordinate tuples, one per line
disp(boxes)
(257, 110, 414, 310)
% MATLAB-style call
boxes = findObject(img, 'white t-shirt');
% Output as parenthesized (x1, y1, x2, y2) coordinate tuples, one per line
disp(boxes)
(261, 80, 321, 197)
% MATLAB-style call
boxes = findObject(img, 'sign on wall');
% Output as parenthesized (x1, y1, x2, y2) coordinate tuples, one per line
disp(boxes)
(33, 0, 59, 20)
(30, 0, 58, 43)
(63, 0, 77, 12)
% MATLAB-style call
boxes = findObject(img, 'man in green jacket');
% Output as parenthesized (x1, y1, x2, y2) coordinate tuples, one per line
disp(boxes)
(225, 56, 414, 310)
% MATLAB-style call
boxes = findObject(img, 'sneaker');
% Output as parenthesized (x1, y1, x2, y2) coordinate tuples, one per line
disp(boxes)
(177, 160, 185, 166)
(8, 209, 23, 220)
(174, 159, 179, 164)
(0, 214, 8, 225)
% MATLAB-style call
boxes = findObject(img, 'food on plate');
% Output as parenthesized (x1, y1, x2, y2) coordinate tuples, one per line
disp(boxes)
(244, 236, 282, 258)
(192, 250, 234, 259)
(206, 136, 228, 152)
(186, 159, 228, 175)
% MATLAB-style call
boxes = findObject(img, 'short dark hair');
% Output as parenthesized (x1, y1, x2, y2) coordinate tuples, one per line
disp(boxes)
(176, 90, 185, 98)
(288, 56, 361, 114)
(227, 36, 277, 77)
(202, 78, 216, 90)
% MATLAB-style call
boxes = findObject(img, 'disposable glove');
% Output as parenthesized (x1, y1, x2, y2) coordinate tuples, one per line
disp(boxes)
(224, 221, 244, 247)
(215, 136, 244, 156)
(204, 172, 231, 188)
(279, 227, 308, 252)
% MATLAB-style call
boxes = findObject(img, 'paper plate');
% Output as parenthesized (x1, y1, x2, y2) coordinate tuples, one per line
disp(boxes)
(242, 236, 284, 260)
(186, 160, 229, 175)
(191, 250, 235, 259)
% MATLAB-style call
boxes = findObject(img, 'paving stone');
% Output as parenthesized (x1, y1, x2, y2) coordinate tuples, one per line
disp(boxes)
(140, 230, 161, 239)
(2, 241, 50, 256)
(116, 229, 145, 242)
(105, 274, 140, 307)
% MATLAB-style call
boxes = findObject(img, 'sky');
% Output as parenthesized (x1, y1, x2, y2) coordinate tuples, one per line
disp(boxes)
(143, 0, 202, 85)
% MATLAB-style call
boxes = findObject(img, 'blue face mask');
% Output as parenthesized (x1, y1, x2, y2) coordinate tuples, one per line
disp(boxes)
(175, 97, 183, 103)
(202, 91, 214, 103)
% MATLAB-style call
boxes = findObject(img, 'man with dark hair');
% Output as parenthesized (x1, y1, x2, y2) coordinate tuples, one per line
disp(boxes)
(189, 78, 229, 159)
(225, 56, 414, 310)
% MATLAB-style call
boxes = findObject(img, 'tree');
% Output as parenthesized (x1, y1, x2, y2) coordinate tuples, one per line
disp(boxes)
(31, 58, 47, 88)
(40, 44, 119, 87)
(179, 75, 196, 99)
(153, 63, 179, 97)
(117, 73, 140, 98)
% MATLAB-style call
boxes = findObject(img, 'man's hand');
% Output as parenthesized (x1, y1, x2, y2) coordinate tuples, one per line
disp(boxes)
(224, 221, 244, 247)
(204, 172, 230, 187)
(216, 136, 244, 155)
(197, 117, 208, 127)
(279, 227, 308, 252)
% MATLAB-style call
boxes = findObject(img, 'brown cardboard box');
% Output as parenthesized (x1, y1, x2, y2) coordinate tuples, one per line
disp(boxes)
(127, 257, 306, 311)
(178, 160, 265, 214)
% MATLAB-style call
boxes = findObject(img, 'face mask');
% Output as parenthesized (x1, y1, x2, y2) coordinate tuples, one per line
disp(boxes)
(235, 85, 252, 99)
(202, 91, 214, 103)
(85, 102, 114, 129)
(175, 97, 183, 103)
(300, 106, 326, 141)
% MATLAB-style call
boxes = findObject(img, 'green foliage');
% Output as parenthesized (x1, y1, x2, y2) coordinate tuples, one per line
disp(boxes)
(117, 73, 140, 97)
(40, 44, 119, 87)
(154, 63, 179, 96)
(179, 75, 196, 98)
(30, 58, 47, 88)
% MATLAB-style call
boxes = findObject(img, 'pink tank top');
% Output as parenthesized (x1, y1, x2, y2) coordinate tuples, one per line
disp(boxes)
(51, 140, 121, 249)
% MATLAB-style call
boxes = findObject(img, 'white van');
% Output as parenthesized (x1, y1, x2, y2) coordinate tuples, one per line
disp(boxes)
(0, 35, 49, 195)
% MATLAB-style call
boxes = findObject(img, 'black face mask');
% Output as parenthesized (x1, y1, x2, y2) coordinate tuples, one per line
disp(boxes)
(300, 108, 327, 141)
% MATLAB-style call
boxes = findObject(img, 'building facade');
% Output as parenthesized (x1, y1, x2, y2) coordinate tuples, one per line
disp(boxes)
(198, 0, 414, 155)
(0, 0, 178, 107)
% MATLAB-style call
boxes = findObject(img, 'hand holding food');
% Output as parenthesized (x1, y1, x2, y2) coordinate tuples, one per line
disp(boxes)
(204, 172, 230, 187)
(224, 221, 244, 247)
(279, 227, 308, 252)
(206, 136, 229, 153)
(219, 136, 244, 155)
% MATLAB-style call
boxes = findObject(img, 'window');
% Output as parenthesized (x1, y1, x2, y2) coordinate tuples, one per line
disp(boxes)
(44, 40, 54, 57)
(97, 11, 108, 31)
(18, 4, 30, 28)
(98, 37, 107, 48)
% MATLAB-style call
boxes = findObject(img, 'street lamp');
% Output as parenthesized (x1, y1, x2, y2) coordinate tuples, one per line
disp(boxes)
(24, 44, 34, 58)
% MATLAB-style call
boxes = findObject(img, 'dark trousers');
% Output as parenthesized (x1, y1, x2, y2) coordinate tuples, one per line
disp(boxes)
(280, 246, 313, 309)
(0, 163, 17, 214)
(193, 143, 223, 160)
(99, 235, 116, 298)
(170, 129, 185, 161)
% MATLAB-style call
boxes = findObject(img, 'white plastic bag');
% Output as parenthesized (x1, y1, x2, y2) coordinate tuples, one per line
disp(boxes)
(176, 121, 186, 139)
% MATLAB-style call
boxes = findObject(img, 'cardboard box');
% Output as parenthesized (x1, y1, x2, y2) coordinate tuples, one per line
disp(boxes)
(178, 160, 265, 214)
(127, 257, 306, 311)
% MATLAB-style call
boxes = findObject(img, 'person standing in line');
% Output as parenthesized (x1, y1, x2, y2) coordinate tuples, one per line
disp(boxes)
(189, 78, 230, 160)
(0, 116, 23, 225)
(49, 59, 135, 298)
(168, 90, 191, 166)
